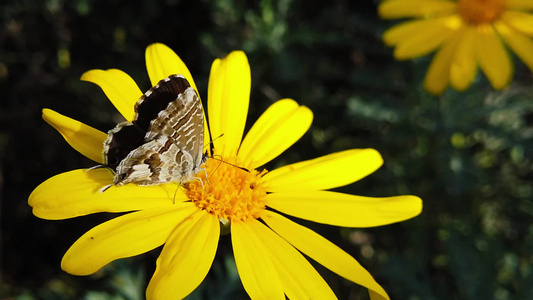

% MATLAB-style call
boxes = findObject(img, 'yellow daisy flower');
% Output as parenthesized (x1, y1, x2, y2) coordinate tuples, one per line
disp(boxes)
(379, 0, 533, 94)
(29, 43, 423, 299)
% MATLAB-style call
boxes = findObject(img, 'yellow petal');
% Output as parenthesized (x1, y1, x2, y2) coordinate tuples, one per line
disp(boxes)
(208, 51, 251, 157)
(147, 211, 219, 300)
(449, 26, 477, 91)
(424, 29, 463, 95)
(383, 19, 430, 47)
(474, 25, 512, 90)
(61, 203, 199, 275)
(261, 211, 389, 300)
(378, 0, 457, 19)
(238, 99, 313, 169)
(506, 0, 533, 10)
(81, 69, 142, 122)
(42, 109, 107, 163)
(393, 26, 452, 60)
(496, 21, 533, 72)
(29, 169, 185, 220)
(262, 149, 383, 193)
(231, 221, 284, 300)
(145, 43, 199, 93)
(383, 21, 415, 47)
(384, 16, 461, 59)
(245, 219, 337, 300)
(502, 11, 533, 36)
(266, 191, 422, 227)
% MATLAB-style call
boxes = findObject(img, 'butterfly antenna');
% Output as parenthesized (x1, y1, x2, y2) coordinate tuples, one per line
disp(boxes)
(208, 160, 224, 180)
(86, 164, 107, 171)
(205, 120, 220, 156)
(202, 133, 226, 157)
(210, 155, 250, 173)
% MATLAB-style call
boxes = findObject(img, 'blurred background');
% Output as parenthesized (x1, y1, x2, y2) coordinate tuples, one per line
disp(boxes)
(1, 0, 533, 299)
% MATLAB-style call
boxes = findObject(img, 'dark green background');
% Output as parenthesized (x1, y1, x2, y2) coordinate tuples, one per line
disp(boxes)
(2, 0, 533, 299)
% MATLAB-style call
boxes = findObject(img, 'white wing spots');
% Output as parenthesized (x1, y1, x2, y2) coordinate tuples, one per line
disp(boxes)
(181, 121, 195, 135)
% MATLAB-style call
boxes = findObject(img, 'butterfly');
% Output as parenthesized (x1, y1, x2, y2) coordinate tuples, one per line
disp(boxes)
(99, 74, 207, 191)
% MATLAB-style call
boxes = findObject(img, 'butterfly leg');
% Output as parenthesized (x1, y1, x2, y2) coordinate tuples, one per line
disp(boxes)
(187, 176, 206, 191)
(202, 167, 210, 185)
(172, 185, 183, 204)
(99, 183, 113, 193)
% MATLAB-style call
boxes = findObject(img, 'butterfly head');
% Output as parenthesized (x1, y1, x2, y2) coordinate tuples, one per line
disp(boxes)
(114, 171, 128, 186)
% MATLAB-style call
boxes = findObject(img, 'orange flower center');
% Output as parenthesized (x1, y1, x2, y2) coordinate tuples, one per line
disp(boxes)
(185, 156, 268, 224)
(458, 0, 505, 24)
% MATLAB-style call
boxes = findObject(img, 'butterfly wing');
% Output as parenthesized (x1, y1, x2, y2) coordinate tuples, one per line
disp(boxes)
(134, 75, 191, 132)
(145, 87, 205, 170)
(102, 122, 145, 170)
(113, 135, 195, 186)
(102, 75, 192, 169)
(110, 75, 205, 186)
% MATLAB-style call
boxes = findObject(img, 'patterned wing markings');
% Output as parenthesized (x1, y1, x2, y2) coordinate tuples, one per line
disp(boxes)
(134, 75, 190, 132)
(100, 74, 207, 188)
(102, 75, 189, 168)
(145, 88, 205, 169)
(113, 135, 199, 186)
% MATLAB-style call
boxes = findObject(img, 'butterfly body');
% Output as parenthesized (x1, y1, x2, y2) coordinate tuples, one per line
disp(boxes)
(101, 75, 206, 188)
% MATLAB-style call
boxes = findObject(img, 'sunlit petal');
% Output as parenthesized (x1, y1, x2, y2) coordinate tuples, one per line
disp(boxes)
(262, 211, 389, 300)
(495, 21, 533, 72)
(246, 219, 337, 299)
(147, 211, 219, 300)
(61, 203, 199, 275)
(231, 221, 284, 300)
(208, 51, 251, 157)
(238, 99, 313, 169)
(449, 26, 477, 91)
(267, 191, 422, 227)
(378, 0, 457, 19)
(81, 69, 142, 122)
(42, 109, 106, 163)
(474, 24, 512, 90)
(262, 149, 383, 192)
(145, 43, 199, 93)
(29, 169, 185, 220)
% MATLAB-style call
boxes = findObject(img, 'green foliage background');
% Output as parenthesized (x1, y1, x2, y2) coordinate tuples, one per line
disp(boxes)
(1, 0, 533, 299)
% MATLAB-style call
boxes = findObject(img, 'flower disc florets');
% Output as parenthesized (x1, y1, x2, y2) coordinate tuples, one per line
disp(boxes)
(458, 0, 505, 24)
(186, 156, 268, 223)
